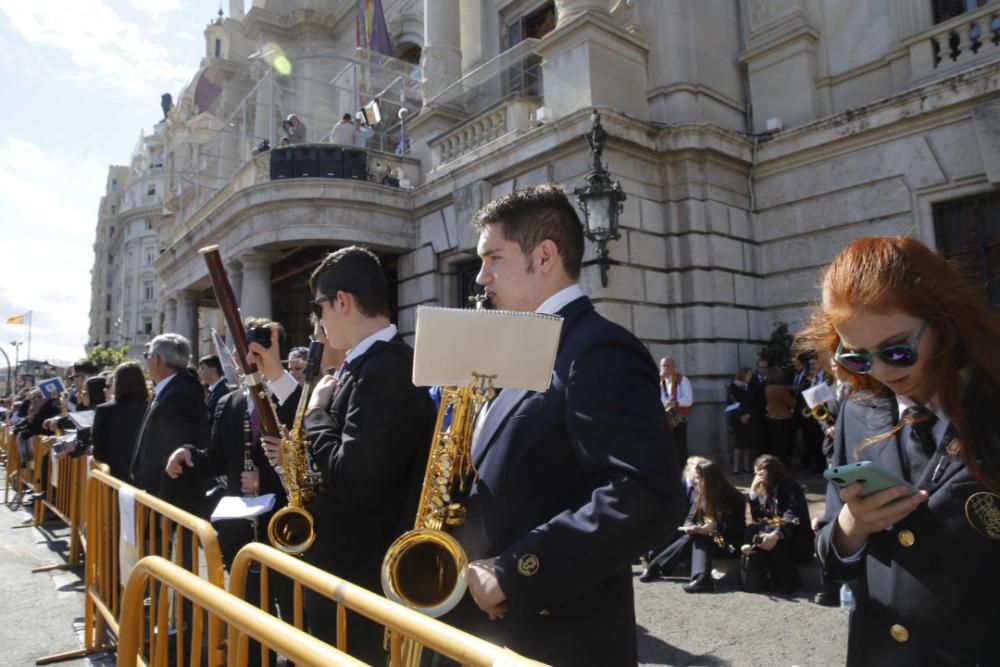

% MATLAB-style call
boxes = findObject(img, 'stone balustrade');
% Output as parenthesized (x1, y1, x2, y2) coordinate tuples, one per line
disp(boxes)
(907, 4, 1000, 81)
(431, 97, 541, 168)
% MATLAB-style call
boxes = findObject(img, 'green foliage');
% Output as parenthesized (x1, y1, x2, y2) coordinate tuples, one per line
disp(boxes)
(87, 345, 130, 371)
(759, 322, 794, 369)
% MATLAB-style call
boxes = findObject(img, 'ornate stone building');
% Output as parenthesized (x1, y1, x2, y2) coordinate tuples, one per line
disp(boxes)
(88, 126, 164, 358)
(89, 0, 1000, 459)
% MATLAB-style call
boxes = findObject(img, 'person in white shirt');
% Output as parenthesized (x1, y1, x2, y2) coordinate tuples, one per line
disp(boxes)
(660, 356, 694, 465)
(329, 113, 356, 145)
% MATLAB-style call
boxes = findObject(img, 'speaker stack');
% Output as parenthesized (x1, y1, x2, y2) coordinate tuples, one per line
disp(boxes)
(269, 144, 368, 181)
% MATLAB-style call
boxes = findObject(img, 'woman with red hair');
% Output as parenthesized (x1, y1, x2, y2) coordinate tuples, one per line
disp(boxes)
(799, 236, 1000, 667)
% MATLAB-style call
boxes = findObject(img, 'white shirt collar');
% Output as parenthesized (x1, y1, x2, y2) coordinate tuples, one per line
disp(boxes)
(535, 284, 584, 316)
(343, 324, 397, 369)
(210, 377, 227, 392)
(153, 373, 176, 399)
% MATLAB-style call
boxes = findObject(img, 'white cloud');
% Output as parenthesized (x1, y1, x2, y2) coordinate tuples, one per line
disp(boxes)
(0, 136, 102, 365)
(129, 0, 183, 19)
(0, 1, 193, 96)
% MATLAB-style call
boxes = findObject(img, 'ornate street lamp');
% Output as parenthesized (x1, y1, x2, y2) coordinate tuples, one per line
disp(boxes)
(574, 110, 625, 287)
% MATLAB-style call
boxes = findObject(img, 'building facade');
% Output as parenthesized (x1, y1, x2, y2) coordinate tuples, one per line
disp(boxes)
(88, 129, 165, 357)
(89, 0, 1000, 459)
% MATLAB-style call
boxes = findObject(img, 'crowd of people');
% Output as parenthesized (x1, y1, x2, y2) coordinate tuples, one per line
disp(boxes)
(2, 184, 998, 666)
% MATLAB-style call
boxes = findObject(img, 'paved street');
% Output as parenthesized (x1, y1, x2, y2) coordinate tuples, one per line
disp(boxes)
(0, 471, 847, 667)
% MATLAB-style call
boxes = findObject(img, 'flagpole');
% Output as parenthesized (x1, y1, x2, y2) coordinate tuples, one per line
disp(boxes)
(26, 311, 32, 363)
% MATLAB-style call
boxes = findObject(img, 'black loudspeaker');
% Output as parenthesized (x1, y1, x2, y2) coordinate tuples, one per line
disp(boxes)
(318, 146, 344, 178)
(269, 147, 293, 180)
(292, 146, 318, 177)
(343, 149, 368, 180)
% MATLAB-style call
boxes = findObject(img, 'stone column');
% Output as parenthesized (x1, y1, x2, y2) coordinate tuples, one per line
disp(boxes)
(226, 259, 244, 306)
(164, 298, 178, 334)
(240, 250, 275, 320)
(422, 0, 462, 101)
(536, 5, 649, 120)
(460, 0, 500, 76)
(554, 0, 610, 28)
(174, 290, 199, 358)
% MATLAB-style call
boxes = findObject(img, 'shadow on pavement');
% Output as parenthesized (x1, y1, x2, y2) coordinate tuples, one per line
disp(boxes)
(637, 624, 732, 666)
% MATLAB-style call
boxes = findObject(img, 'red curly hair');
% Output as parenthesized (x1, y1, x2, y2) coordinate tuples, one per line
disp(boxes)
(797, 236, 1000, 490)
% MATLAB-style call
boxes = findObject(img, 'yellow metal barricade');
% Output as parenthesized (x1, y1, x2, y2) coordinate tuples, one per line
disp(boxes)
(3, 426, 20, 504)
(230, 542, 547, 667)
(28, 438, 90, 571)
(57, 468, 226, 666)
(118, 556, 364, 667)
(7, 434, 44, 513)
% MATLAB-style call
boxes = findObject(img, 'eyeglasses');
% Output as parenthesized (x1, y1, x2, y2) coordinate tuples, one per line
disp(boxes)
(142, 351, 153, 360)
(310, 295, 335, 319)
(834, 321, 928, 375)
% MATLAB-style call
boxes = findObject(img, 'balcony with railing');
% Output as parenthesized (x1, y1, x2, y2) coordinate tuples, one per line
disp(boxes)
(167, 46, 423, 232)
(906, 2, 1000, 81)
(425, 39, 544, 171)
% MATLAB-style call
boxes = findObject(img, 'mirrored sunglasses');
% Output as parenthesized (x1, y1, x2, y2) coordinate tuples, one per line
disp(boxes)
(834, 321, 928, 375)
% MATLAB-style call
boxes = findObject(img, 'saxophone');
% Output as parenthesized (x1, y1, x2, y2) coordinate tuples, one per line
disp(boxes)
(381, 373, 495, 616)
(266, 340, 324, 555)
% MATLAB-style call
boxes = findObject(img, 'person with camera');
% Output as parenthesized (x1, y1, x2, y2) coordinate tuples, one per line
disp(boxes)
(281, 113, 306, 144)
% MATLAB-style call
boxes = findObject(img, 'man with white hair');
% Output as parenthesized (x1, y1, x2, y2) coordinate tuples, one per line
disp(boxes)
(129, 333, 209, 513)
(281, 113, 306, 144)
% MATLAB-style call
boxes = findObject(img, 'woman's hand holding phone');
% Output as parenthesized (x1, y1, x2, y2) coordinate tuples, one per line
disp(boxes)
(833, 482, 928, 555)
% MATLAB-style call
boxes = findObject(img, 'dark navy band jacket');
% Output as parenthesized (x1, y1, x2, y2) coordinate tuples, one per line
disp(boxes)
(817, 390, 1000, 667)
(446, 295, 684, 667)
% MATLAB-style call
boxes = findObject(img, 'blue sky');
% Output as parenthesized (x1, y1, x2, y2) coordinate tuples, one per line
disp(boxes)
(0, 1, 235, 366)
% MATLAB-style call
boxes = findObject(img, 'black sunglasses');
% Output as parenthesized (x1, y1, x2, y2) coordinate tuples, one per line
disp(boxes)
(834, 321, 928, 375)
(310, 295, 335, 319)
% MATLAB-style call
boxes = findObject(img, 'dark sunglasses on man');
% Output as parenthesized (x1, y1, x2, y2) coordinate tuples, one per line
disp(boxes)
(310, 295, 335, 319)
(834, 321, 928, 375)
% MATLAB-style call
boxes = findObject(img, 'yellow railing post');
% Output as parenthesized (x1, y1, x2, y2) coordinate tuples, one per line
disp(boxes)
(229, 543, 548, 667)
(118, 556, 366, 667)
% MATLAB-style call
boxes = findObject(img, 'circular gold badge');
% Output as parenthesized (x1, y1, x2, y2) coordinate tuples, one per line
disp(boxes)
(517, 554, 540, 577)
(964, 492, 1000, 540)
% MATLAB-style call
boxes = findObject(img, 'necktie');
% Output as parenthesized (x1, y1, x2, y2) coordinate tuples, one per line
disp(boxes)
(903, 406, 938, 483)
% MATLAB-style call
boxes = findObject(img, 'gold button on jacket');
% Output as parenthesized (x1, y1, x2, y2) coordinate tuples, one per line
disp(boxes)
(897, 529, 915, 547)
(890, 624, 909, 643)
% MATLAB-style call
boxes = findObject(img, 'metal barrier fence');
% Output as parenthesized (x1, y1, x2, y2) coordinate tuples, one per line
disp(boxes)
(229, 542, 547, 667)
(28, 437, 90, 569)
(67, 468, 226, 665)
(2, 426, 21, 504)
(118, 556, 363, 667)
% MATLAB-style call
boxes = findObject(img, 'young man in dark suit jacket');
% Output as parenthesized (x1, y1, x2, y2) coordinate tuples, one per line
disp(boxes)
(197, 354, 229, 424)
(444, 184, 684, 666)
(261, 246, 436, 664)
(129, 333, 209, 515)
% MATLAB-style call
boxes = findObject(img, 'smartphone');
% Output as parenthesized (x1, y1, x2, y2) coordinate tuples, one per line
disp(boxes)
(823, 461, 918, 498)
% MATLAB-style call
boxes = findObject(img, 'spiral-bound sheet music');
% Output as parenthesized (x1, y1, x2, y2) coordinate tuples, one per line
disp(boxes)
(412, 306, 563, 392)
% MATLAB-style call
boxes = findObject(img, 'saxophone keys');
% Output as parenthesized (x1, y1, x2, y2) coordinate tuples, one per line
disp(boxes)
(445, 503, 467, 526)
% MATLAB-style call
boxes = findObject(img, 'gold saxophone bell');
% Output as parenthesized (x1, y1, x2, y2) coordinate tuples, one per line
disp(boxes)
(267, 505, 316, 555)
(381, 528, 469, 617)
(811, 404, 829, 421)
(382, 375, 493, 630)
(265, 340, 324, 556)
